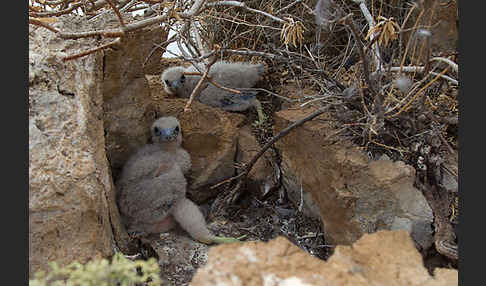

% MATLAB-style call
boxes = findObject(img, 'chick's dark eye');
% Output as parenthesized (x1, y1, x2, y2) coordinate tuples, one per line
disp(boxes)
(174, 126, 180, 134)
(154, 127, 160, 135)
(180, 75, 185, 83)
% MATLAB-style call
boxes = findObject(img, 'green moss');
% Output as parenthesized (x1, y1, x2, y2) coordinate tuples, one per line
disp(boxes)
(29, 253, 161, 286)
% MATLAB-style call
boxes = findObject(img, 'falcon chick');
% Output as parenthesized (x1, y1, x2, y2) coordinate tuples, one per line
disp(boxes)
(116, 116, 242, 244)
(162, 61, 266, 123)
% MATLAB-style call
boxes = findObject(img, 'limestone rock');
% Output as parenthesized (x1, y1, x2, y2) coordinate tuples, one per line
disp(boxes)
(274, 106, 434, 251)
(29, 16, 132, 275)
(190, 230, 457, 286)
(103, 76, 155, 180)
(102, 18, 168, 180)
(150, 231, 210, 286)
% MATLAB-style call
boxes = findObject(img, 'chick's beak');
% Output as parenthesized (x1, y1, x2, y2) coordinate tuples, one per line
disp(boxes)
(171, 80, 180, 89)
(161, 127, 178, 141)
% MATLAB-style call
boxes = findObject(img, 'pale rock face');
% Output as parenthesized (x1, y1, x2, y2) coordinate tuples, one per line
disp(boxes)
(29, 18, 116, 276)
(274, 106, 434, 251)
(190, 230, 457, 286)
(29, 13, 168, 275)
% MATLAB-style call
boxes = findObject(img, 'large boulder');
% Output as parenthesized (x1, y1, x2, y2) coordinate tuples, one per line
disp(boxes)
(29, 13, 167, 276)
(29, 16, 124, 276)
(274, 106, 434, 251)
(190, 230, 457, 286)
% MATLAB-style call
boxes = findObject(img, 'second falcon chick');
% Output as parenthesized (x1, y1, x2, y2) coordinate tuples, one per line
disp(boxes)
(116, 116, 242, 244)
(162, 61, 266, 123)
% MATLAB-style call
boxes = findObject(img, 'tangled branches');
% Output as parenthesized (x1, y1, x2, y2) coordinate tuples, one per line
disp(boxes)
(29, 0, 459, 170)
(29, 0, 459, 188)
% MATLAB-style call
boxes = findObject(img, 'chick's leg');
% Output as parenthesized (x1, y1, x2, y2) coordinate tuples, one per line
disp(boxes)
(250, 98, 266, 125)
(171, 198, 244, 244)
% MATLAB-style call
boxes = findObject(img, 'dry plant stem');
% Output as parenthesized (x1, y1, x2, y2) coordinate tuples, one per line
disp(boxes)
(340, 14, 377, 96)
(400, 8, 425, 73)
(276, 0, 303, 14)
(429, 57, 458, 73)
(88, 0, 135, 22)
(142, 34, 178, 67)
(249, 88, 295, 102)
(184, 57, 217, 112)
(399, 2, 417, 61)
(29, 18, 59, 33)
(29, 2, 83, 17)
(105, 0, 126, 27)
(206, 78, 242, 94)
(389, 67, 449, 118)
(63, 38, 121, 61)
(175, 48, 286, 63)
(59, 0, 204, 40)
(206, 1, 285, 23)
(59, 14, 171, 39)
(421, 36, 432, 75)
(389, 66, 458, 85)
(424, 113, 456, 154)
(61, 29, 125, 39)
(183, 71, 243, 94)
(37, 0, 73, 5)
(88, 0, 109, 11)
(353, 0, 382, 71)
(385, 69, 433, 115)
(221, 49, 285, 60)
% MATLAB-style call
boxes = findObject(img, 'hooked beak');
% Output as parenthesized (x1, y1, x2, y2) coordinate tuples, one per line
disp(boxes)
(161, 127, 178, 141)
(154, 126, 179, 142)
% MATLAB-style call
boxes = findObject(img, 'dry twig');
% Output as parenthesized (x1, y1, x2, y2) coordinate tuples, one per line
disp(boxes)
(183, 56, 217, 112)
(29, 18, 59, 33)
(105, 0, 126, 28)
(63, 38, 121, 61)
(211, 106, 331, 211)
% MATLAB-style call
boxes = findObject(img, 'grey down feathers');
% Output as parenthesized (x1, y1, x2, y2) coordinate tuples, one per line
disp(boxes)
(162, 61, 265, 122)
(116, 116, 242, 244)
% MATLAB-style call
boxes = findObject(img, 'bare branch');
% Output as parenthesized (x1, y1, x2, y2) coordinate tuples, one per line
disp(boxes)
(60, 13, 171, 39)
(181, 71, 242, 94)
(211, 105, 331, 189)
(29, 18, 59, 33)
(276, 0, 303, 14)
(352, 0, 383, 71)
(173, 47, 287, 62)
(206, 78, 242, 94)
(105, 0, 126, 28)
(388, 67, 449, 117)
(206, 1, 286, 23)
(339, 14, 377, 96)
(184, 57, 217, 112)
(63, 38, 121, 61)
(29, 2, 83, 17)
(389, 66, 458, 85)
(429, 57, 458, 74)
